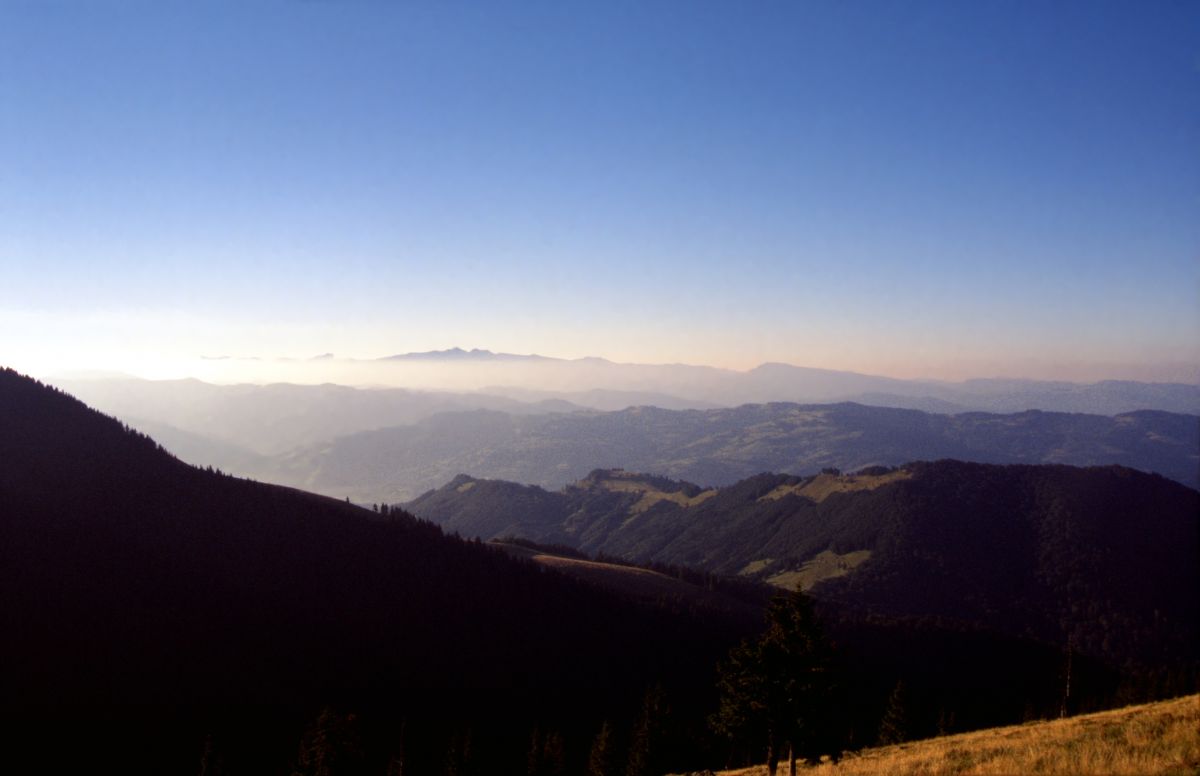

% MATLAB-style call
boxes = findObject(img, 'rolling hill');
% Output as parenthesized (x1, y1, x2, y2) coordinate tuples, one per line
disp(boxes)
(275, 402, 1200, 503)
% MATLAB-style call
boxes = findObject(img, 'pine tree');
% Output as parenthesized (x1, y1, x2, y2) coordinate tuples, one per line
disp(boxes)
(293, 707, 363, 776)
(711, 588, 838, 776)
(542, 731, 566, 776)
(197, 734, 222, 776)
(587, 720, 617, 776)
(877, 681, 910, 746)
(527, 726, 542, 776)
(626, 684, 670, 776)
(386, 719, 407, 776)
(444, 728, 473, 776)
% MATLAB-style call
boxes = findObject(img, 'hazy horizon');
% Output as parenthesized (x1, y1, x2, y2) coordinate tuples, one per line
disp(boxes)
(32, 344, 1200, 389)
(3, 2, 1197, 386)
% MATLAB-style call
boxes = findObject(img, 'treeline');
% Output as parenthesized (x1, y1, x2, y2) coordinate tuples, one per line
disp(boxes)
(267, 681, 697, 776)
(591, 551, 777, 610)
(267, 588, 1164, 776)
(491, 534, 776, 609)
(492, 534, 591, 561)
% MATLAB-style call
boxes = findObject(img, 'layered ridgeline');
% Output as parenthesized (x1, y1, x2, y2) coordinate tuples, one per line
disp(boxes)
(279, 402, 1199, 503)
(96, 349, 1200, 415)
(48, 375, 1199, 506)
(408, 464, 1200, 676)
(0, 368, 747, 773)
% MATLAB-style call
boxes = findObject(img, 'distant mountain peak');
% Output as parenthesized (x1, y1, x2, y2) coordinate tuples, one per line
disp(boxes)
(381, 348, 553, 362)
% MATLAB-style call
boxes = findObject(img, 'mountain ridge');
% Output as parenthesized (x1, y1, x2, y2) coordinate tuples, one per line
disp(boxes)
(149, 349, 1200, 414)
(382, 347, 555, 361)
(407, 461, 1200, 674)
(271, 401, 1200, 503)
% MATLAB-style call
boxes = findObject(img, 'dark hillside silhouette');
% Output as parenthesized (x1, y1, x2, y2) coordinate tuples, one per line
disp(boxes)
(0, 368, 746, 773)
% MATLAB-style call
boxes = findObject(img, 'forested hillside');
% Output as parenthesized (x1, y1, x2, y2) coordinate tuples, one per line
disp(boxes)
(0, 369, 747, 774)
(410, 463, 1200, 676)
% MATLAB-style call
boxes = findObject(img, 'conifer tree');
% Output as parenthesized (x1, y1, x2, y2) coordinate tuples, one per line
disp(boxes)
(197, 734, 222, 776)
(542, 731, 566, 776)
(587, 720, 617, 776)
(877, 681, 910, 746)
(527, 726, 542, 776)
(293, 708, 363, 776)
(626, 684, 669, 776)
(712, 588, 838, 776)
(444, 728, 473, 776)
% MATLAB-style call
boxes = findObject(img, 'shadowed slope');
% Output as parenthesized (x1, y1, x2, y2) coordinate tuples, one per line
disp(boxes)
(0, 368, 745, 772)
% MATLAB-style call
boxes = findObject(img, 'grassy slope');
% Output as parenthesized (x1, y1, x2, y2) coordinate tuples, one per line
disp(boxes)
(488, 540, 764, 622)
(718, 694, 1199, 776)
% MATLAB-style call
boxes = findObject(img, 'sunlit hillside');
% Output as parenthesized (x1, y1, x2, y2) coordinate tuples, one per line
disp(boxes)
(717, 694, 1200, 776)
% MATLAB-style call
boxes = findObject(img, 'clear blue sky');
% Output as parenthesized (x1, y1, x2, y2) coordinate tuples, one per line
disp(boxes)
(2, 1, 1197, 381)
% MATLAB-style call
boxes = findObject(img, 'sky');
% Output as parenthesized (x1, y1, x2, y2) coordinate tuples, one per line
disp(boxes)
(1, 1, 1197, 382)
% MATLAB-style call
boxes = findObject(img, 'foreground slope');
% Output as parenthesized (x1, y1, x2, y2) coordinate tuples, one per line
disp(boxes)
(410, 463, 1200, 674)
(0, 368, 744, 772)
(718, 693, 1200, 776)
(284, 402, 1199, 502)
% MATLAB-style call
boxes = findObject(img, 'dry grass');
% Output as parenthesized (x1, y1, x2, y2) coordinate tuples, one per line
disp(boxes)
(718, 694, 1200, 776)
(740, 559, 776, 576)
(505, 551, 757, 613)
(758, 470, 912, 504)
(597, 477, 718, 514)
(766, 549, 872, 591)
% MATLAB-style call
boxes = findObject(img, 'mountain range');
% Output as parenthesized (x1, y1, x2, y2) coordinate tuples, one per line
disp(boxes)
(144, 349, 1200, 415)
(46, 370, 1200, 508)
(375, 349, 1200, 414)
(271, 402, 1199, 503)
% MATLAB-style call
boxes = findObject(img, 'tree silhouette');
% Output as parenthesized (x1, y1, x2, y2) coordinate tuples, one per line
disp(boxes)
(587, 720, 617, 776)
(626, 684, 670, 776)
(293, 708, 363, 776)
(527, 727, 565, 776)
(877, 681, 910, 745)
(712, 588, 838, 775)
